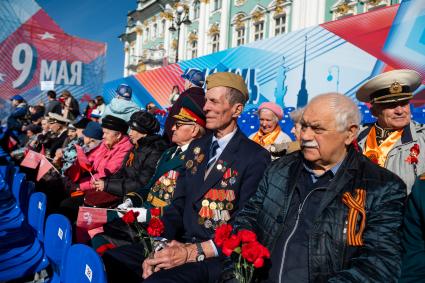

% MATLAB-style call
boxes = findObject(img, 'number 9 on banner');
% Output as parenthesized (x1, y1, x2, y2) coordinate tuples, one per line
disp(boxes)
(12, 43, 37, 89)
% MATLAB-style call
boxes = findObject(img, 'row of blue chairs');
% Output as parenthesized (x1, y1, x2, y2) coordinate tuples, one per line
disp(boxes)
(0, 164, 107, 282)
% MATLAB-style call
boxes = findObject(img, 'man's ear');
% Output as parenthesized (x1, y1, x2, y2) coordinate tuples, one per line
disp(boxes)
(232, 103, 244, 118)
(345, 124, 359, 145)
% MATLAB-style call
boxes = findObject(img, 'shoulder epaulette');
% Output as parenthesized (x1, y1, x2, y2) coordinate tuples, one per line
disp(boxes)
(420, 173, 425, 181)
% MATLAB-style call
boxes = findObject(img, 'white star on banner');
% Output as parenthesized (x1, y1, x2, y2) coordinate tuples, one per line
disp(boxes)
(38, 32, 55, 40)
(0, 73, 5, 82)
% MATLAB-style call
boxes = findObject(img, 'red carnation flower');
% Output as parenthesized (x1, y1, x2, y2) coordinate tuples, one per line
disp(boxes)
(214, 224, 233, 248)
(241, 241, 270, 268)
(147, 217, 164, 237)
(150, 207, 161, 217)
(122, 210, 139, 224)
(222, 234, 241, 257)
(237, 230, 257, 243)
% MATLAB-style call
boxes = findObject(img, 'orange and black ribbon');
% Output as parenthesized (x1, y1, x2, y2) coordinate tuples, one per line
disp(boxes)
(342, 189, 367, 246)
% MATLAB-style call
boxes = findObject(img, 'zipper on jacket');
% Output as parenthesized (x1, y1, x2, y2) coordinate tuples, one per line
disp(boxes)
(278, 187, 324, 283)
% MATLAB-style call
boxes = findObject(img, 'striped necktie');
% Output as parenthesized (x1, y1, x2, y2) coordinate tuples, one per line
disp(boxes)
(206, 140, 219, 169)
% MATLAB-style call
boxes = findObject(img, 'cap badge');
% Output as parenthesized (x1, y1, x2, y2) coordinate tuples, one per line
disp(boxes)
(389, 81, 402, 94)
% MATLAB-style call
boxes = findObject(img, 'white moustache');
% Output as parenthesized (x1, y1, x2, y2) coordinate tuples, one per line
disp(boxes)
(301, 141, 319, 148)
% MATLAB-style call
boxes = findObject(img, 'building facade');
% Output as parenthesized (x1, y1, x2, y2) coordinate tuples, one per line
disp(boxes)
(120, 0, 400, 77)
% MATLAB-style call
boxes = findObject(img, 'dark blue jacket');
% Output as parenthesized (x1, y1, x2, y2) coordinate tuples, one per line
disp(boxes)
(162, 128, 270, 242)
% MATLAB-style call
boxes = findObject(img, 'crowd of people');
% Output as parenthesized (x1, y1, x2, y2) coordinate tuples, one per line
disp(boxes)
(2, 68, 425, 283)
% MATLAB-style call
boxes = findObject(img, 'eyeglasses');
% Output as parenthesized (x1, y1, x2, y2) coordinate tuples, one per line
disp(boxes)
(174, 122, 195, 129)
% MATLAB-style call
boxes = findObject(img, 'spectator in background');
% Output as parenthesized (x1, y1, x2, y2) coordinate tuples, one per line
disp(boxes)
(44, 90, 62, 115)
(60, 115, 133, 221)
(11, 124, 42, 160)
(169, 85, 180, 105)
(145, 102, 157, 115)
(356, 69, 425, 194)
(164, 68, 206, 141)
(289, 107, 304, 141)
(84, 100, 97, 119)
(102, 84, 140, 122)
(249, 102, 291, 159)
(61, 90, 80, 120)
(30, 111, 44, 126)
(46, 113, 70, 159)
(7, 95, 28, 132)
(92, 111, 168, 198)
(95, 96, 106, 116)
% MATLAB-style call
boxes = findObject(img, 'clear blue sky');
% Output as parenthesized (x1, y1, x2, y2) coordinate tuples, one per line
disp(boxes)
(36, 0, 135, 82)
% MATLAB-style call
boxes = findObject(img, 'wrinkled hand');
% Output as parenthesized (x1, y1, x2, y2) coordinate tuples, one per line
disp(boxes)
(142, 241, 188, 279)
(93, 179, 105, 191)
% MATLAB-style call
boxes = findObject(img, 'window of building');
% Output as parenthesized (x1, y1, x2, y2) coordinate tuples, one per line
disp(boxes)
(236, 28, 245, 46)
(212, 34, 220, 53)
(253, 22, 264, 41)
(191, 41, 198, 58)
(145, 28, 149, 42)
(194, 0, 200, 19)
(153, 24, 157, 39)
(274, 14, 286, 36)
(161, 19, 166, 36)
(212, 0, 222, 11)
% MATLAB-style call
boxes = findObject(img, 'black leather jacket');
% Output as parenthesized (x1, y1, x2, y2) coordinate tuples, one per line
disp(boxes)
(232, 147, 406, 282)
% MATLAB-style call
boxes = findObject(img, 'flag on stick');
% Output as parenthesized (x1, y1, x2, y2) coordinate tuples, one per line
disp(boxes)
(36, 155, 54, 181)
(21, 150, 42, 169)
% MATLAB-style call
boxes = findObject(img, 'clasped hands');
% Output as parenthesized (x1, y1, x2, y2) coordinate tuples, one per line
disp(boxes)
(142, 240, 197, 279)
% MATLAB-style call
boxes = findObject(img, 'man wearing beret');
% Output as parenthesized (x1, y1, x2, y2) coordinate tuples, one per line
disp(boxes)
(357, 69, 425, 193)
(103, 73, 270, 283)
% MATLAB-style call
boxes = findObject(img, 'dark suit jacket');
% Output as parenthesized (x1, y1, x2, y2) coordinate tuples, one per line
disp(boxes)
(162, 128, 271, 243)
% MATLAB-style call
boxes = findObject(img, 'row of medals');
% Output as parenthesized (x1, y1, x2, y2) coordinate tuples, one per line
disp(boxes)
(151, 176, 175, 201)
(200, 180, 236, 229)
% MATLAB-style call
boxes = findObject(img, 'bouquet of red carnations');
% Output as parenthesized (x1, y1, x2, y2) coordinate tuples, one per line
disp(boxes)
(214, 224, 270, 283)
(121, 207, 165, 256)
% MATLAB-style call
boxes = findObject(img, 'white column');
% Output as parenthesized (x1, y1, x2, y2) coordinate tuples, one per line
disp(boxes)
(163, 19, 171, 63)
(135, 29, 143, 58)
(123, 43, 130, 77)
(219, 0, 229, 50)
(198, 1, 207, 56)
(178, 24, 187, 61)
(316, 0, 326, 25)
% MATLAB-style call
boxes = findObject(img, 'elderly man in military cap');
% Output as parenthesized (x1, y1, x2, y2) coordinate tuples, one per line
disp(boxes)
(46, 112, 71, 159)
(357, 69, 425, 193)
(103, 73, 270, 283)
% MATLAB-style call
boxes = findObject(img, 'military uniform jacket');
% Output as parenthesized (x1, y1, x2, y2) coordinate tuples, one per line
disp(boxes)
(358, 121, 425, 194)
(128, 146, 186, 208)
(161, 128, 271, 243)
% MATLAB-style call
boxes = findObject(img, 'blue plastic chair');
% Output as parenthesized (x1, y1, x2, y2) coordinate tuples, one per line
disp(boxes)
(11, 172, 25, 207)
(28, 192, 47, 241)
(62, 244, 107, 283)
(44, 214, 72, 282)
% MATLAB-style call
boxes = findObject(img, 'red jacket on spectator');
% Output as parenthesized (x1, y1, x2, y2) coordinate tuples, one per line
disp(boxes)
(79, 135, 133, 191)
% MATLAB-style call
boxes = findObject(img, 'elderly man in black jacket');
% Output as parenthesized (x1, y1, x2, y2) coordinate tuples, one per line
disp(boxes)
(92, 111, 168, 198)
(230, 93, 406, 282)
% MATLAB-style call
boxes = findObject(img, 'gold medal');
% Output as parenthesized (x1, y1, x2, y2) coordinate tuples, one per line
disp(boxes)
(217, 202, 224, 210)
(186, 160, 194, 169)
(209, 202, 217, 210)
(164, 193, 170, 200)
(152, 185, 160, 192)
(147, 194, 153, 201)
(202, 199, 210, 207)
(167, 186, 174, 193)
(226, 203, 234, 210)
(162, 178, 171, 186)
(194, 147, 201, 154)
(197, 153, 205, 163)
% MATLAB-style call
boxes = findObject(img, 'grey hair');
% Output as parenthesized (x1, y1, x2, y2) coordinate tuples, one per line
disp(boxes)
(289, 107, 304, 124)
(225, 87, 247, 106)
(308, 93, 361, 132)
(194, 124, 206, 138)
